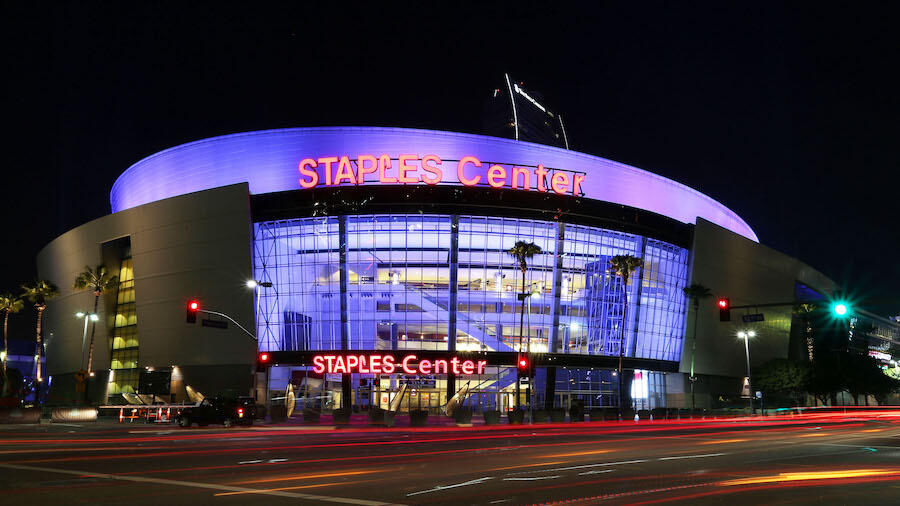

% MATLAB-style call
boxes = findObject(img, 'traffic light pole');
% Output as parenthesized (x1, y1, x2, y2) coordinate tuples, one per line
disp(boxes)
(194, 309, 258, 341)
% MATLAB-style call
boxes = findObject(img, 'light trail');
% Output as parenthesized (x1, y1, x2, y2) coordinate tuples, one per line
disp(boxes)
(719, 468, 900, 486)
(233, 468, 390, 485)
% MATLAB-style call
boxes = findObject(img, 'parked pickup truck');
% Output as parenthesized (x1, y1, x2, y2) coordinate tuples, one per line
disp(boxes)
(175, 396, 255, 427)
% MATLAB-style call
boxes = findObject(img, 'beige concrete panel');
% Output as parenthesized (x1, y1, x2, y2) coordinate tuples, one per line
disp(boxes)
(682, 218, 836, 380)
(37, 184, 256, 380)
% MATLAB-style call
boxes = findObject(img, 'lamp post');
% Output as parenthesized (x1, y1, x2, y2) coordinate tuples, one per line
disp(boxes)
(75, 312, 98, 371)
(74, 311, 98, 404)
(246, 280, 273, 407)
(737, 330, 756, 414)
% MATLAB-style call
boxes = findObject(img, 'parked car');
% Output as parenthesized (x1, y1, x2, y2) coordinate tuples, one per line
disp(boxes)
(175, 396, 253, 427)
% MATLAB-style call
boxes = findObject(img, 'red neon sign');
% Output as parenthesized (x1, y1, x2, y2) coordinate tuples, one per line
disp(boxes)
(298, 154, 585, 196)
(311, 354, 487, 376)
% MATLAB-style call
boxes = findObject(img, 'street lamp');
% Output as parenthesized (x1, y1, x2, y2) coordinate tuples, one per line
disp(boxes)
(737, 330, 756, 414)
(246, 280, 273, 329)
(74, 312, 98, 372)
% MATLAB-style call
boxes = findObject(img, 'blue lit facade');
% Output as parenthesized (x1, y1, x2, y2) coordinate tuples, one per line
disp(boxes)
(253, 212, 688, 410)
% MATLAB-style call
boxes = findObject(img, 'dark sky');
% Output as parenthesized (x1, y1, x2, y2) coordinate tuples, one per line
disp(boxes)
(2, 2, 899, 336)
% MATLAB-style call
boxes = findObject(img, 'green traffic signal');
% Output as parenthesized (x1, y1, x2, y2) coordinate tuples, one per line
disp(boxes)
(832, 302, 849, 317)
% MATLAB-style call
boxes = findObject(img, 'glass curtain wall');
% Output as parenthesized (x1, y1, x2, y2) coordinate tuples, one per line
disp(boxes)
(254, 215, 688, 359)
(253, 214, 689, 409)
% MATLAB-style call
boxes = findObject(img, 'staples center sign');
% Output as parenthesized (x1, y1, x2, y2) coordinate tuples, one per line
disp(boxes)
(298, 155, 585, 196)
(312, 354, 487, 376)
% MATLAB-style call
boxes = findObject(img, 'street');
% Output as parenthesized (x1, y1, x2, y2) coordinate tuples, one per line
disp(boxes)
(1, 410, 899, 505)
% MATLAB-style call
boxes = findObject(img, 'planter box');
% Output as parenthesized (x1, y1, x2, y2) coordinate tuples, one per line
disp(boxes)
(0, 407, 40, 424)
(507, 409, 524, 424)
(269, 405, 287, 423)
(332, 408, 351, 425)
(368, 407, 385, 425)
(454, 407, 473, 424)
(483, 410, 501, 425)
(532, 409, 550, 423)
(588, 408, 606, 422)
(549, 408, 566, 423)
(383, 411, 396, 427)
(302, 408, 320, 424)
(410, 409, 428, 427)
(569, 407, 584, 422)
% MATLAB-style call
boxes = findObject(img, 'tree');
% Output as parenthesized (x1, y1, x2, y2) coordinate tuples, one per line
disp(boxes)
(807, 354, 842, 406)
(73, 264, 118, 374)
(0, 293, 25, 395)
(682, 283, 711, 411)
(506, 240, 543, 409)
(609, 254, 643, 417)
(21, 280, 59, 399)
(793, 303, 817, 362)
(754, 358, 810, 406)
(0, 367, 24, 401)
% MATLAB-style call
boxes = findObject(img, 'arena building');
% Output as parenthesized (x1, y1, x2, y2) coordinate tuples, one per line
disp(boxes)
(38, 127, 855, 411)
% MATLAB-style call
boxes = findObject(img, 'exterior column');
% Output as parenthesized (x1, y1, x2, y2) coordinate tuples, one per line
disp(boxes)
(629, 236, 648, 358)
(339, 216, 352, 409)
(446, 215, 459, 401)
(545, 222, 565, 409)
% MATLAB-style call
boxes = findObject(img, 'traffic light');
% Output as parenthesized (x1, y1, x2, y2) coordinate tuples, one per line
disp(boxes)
(832, 301, 850, 317)
(186, 300, 199, 323)
(516, 354, 529, 378)
(829, 290, 851, 318)
(717, 297, 731, 322)
(257, 352, 271, 372)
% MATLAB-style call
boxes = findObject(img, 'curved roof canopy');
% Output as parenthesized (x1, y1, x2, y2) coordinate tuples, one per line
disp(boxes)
(111, 127, 757, 242)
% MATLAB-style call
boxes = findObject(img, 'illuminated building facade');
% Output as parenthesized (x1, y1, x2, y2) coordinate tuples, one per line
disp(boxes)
(39, 127, 847, 410)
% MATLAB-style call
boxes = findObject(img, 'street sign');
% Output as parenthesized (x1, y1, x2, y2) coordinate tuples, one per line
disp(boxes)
(742, 313, 765, 323)
(202, 319, 228, 329)
(740, 377, 751, 398)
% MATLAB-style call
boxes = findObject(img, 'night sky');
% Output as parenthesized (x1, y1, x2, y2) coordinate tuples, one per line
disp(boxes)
(2, 2, 899, 340)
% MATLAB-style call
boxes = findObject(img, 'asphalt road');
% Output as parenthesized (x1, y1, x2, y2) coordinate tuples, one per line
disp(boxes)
(2, 410, 899, 505)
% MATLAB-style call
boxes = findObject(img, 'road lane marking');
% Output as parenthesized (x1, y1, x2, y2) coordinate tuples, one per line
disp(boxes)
(658, 453, 727, 461)
(406, 476, 493, 496)
(504, 452, 727, 476)
(505, 459, 650, 475)
(503, 475, 561, 481)
(578, 469, 616, 476)
(0, 463, 402, 505)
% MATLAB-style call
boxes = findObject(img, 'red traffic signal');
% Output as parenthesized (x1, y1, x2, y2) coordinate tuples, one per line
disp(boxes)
(186, 300, 200, 323)
(717, 297, 731, 322)
(517, 354, 534, 378)
(257, 352, 271, 372)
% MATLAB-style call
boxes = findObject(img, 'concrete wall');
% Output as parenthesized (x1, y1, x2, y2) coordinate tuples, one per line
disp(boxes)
(680, 218, 836, 401)
(37, 184, 256, 403)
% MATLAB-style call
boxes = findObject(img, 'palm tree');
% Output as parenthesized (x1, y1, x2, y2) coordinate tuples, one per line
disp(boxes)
(73, 265, 118, 374)
(682, 283, 712, 412)
(21, 280, 59, 395)
(506, 240, 543, 409)
(609, 254, 643, 418)
(792, 303, 817, 361)
(0, 293, 24, 396)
